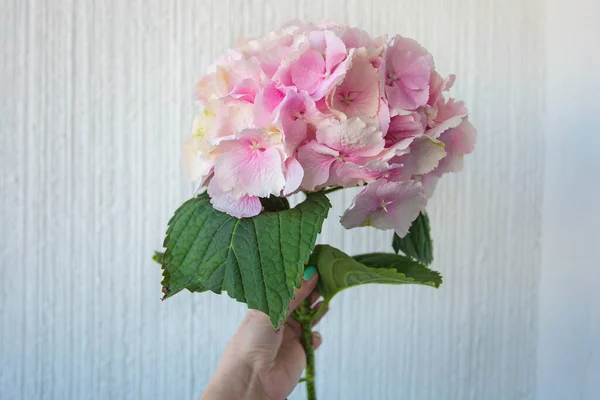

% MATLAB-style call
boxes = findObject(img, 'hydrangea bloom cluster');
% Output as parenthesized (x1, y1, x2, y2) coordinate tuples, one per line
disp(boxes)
(183, 21, 476, 238)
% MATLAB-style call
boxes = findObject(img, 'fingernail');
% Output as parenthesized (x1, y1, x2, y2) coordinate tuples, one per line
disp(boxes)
(303, 266, 317, 280)
(313, 332, 322, 340)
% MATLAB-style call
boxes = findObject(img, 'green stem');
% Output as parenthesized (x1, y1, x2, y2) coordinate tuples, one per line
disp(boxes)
(298, 299, 317, 400)
(310, 298, 330, 322)
(322, 186, 343, 195)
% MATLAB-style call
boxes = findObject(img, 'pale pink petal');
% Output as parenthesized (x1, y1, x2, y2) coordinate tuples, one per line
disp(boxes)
(254, 83, 285, 127)
(330, 51, 380, 118)
(428, 71, 456, 107)
(370, 182, 426, 237)
(214, 99, 255, 138)
(400, 136, 447, 176)
(416, 173, 440, 199)
(308, 30, 348, 74)
(385, 35, 433, 111)
(316, 117, 385, 159)
(312, 48, 355, 100)
(340, 179, 426, 237)
(273, 90, 319, 154)
(386, 111, 425, 145)
(229, 78, 259, 103)
(378, 99, 391, 135)
(323, 30, 347, 73)
(195, 66, 230, 103)
(297, 141, 339, 190)
(213, 129, 286, 198)
(333, 161, 385, 187)
(377, 137, 414, 161)
(426, 98, 469, 138)
(337, 186, 373, 228)
(208, 179, 262, 218)
(182, 137, 212, 182)
(283, 156, 304, 195)
(385, 77, 430, 111)
(290, 49, 325, 95)
(433, 118, 477, 175)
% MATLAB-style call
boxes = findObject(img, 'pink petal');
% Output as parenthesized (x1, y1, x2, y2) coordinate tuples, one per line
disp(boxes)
(208, 179, 262, 218)
(323, 30, 348, 73)
(316, 117, 385, 159)
(273, 90, 319, 154)
(385, 82, 430, 112)
(433, 118, 477, 175)
(371, 181, 426, 237)
(386, 111, 425, 145)
(182, 137, 212, 182)
(312, 48, 355, 100)
(340, 179, 426, 237)
(385, 35, 432, 111)
(428, 71, 456, 107)
(283, 156, 304, 195)
(330, 51, 380, 118)
(297, 141, 338, 190)
(213, 130, 286, 198)
(229, 78, 259, 103)
(308, 30, 348, 74)
(400, 136, 447, 176)
(378, 99, 391, 136)
(377, 137, 414, 161)
(333, 161, 384, 187)
(254, 83, 285, 127)
(426, 98, 469, 138)
(290, 49, 325, 95)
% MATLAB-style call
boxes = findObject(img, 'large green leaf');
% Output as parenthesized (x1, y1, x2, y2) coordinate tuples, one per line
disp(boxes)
(309, 245, 442, 301)
(392, 212, 434, 265)
(161, 192, 331, 328)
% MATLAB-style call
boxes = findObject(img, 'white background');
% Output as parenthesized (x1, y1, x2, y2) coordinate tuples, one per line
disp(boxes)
(1, 0, 598, 399)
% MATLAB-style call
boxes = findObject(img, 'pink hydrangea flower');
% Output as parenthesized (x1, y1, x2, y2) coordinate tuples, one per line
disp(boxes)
(432, 118, 477, 175)
(340, 179, 427, 237)
(384, 35, 433, 111)
(328, 50, 380, 119)
(297, 117, 385, 190)
(184, 21, 476, 223)
(272, 89, 321, 155)
(385, 111, 425, 146)
(212, 129, 286, 199)
(274, 30, 354, 101)
(394, 136, 447, 176)
(425, 97, 469, 139)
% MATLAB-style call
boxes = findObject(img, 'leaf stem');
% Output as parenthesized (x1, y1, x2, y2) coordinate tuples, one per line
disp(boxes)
(322, 186, 343, 195)
(310, 297, 330, 321)
(298, 299, 317, 400)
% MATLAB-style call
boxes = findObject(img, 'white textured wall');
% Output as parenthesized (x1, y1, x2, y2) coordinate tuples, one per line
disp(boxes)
(536, 0, 600, 398)
(0, 0, 596, 399)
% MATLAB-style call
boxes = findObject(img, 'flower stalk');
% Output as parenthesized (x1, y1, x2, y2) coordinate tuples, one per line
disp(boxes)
(294, 298, 320, 400)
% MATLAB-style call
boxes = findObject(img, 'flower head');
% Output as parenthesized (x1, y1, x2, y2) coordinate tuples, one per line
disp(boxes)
(183, 21, 476, 227)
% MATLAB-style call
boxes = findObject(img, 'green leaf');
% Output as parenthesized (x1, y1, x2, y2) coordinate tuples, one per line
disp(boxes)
(152, 251, 165, 264)
(309, 245, 442, 301)
(259, 195, 290, 212)
(392, 212, 434, 265)
(161, 192, 331, 328)
(353, 253, 442, 287)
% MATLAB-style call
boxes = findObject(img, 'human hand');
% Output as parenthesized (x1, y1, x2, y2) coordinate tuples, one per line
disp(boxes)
(201, 266, 327, 400)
